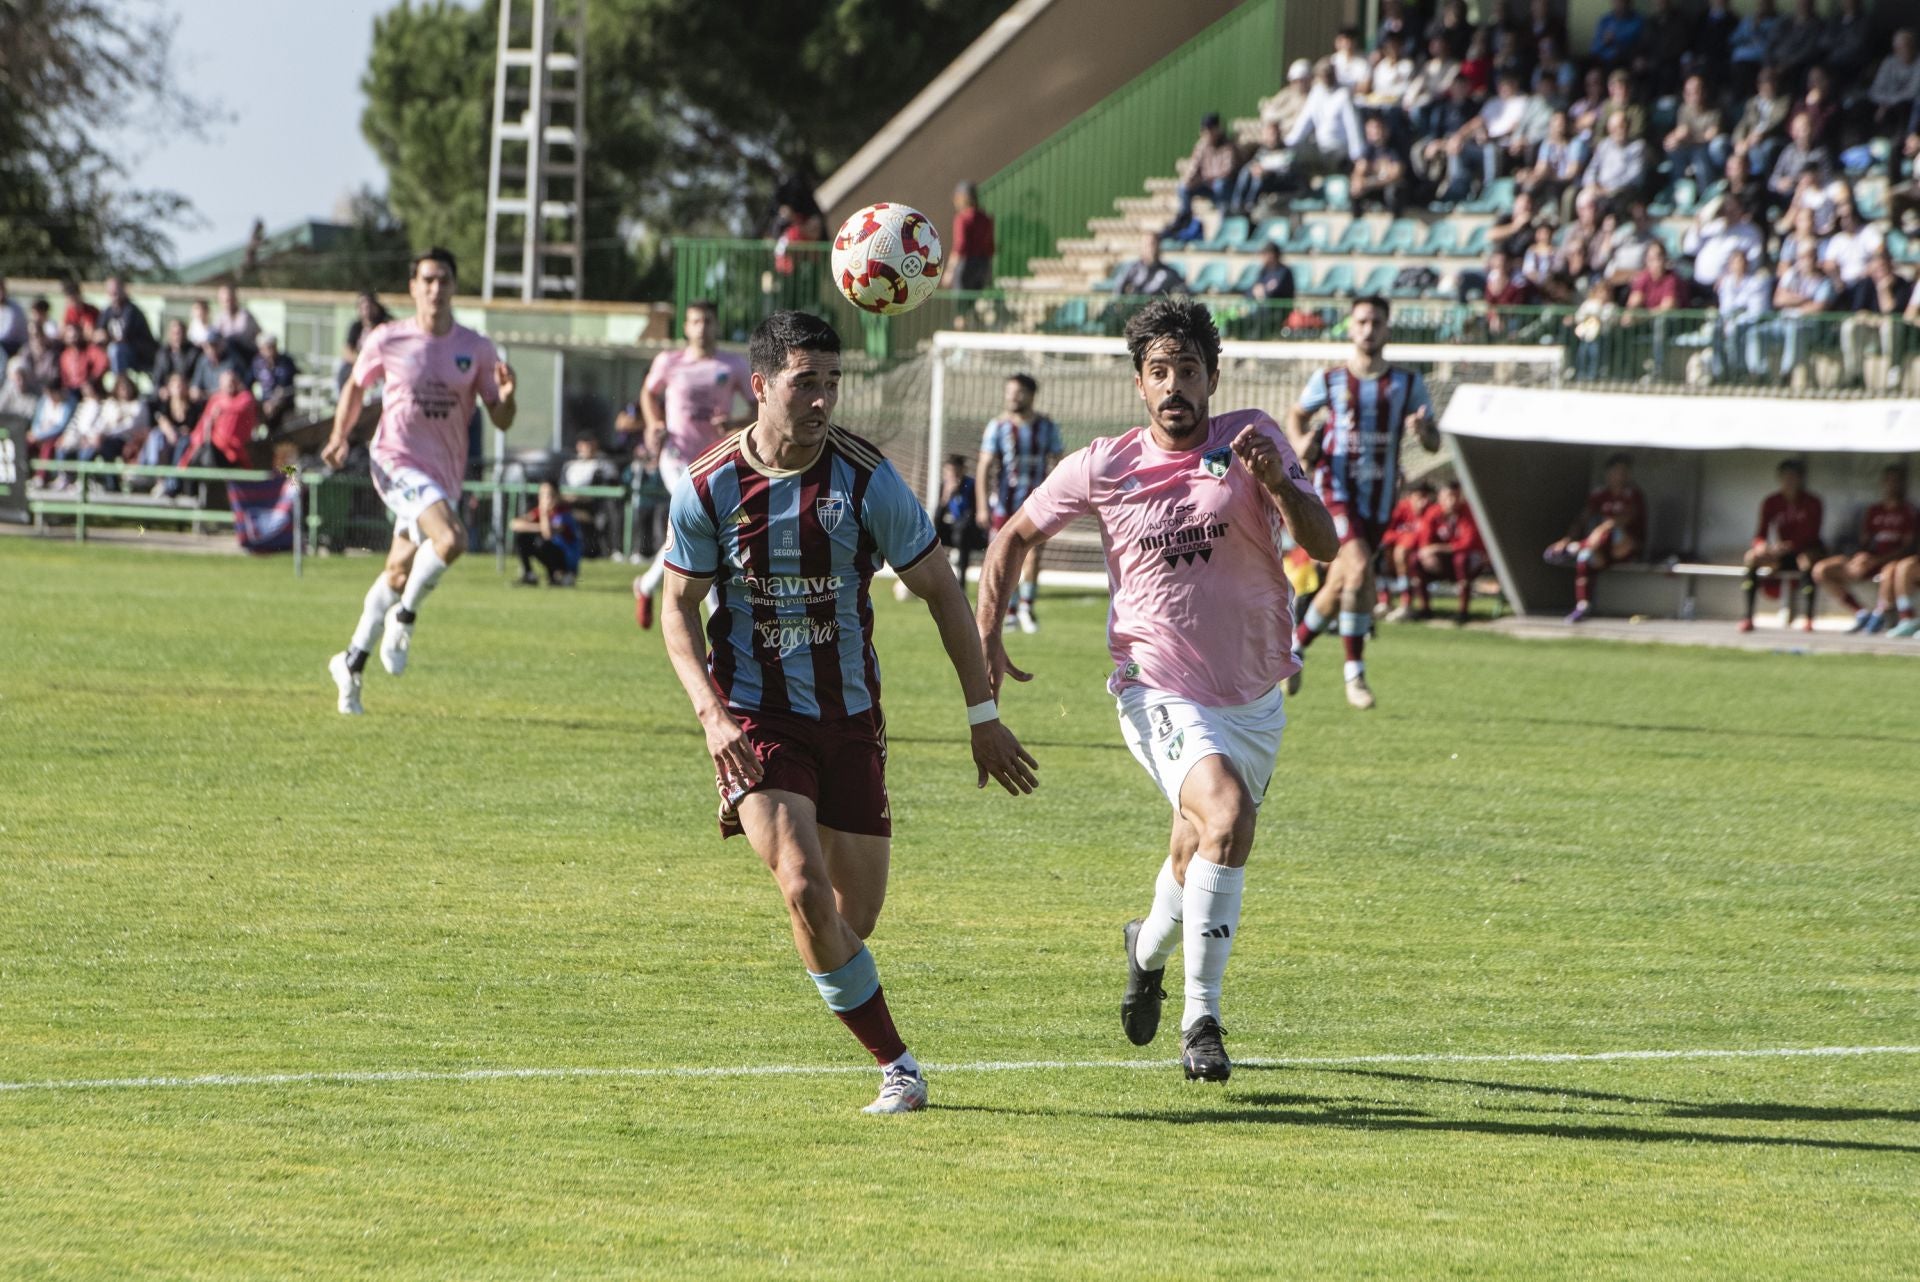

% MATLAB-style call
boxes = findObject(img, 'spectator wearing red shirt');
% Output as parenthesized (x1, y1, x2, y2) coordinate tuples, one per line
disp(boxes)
(1544, 452, 1647, 623)
(1627, 240, 1689, 376)
(1814, 464, 1918, 632)
(56, 322, 108, 394)
(943, 181, 995, 293)
(1739, 458, 1824, 632)
(182, 367, 260, 469)
(1480, 250, 1538, 339)
(59, 279, 99, 335)
(1411, 482, 1488, 623)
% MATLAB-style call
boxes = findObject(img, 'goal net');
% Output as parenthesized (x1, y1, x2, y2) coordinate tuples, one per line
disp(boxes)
(828, 331, 1565, 581)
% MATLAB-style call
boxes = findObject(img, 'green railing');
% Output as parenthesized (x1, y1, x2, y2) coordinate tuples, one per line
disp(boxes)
(977, 0, 1286, 281)
(671, 237, 836, 343)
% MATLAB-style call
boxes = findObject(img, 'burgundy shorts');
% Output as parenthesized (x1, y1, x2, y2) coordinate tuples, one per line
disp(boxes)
(1326, 502, 1389, 551)
(718, 706, 891, 840)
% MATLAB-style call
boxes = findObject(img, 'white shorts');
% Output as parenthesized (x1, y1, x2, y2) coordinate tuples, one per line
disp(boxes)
(1117, 683, 1286, 812)
(371, 459, 452, 545)
(657, 450, 690, 496)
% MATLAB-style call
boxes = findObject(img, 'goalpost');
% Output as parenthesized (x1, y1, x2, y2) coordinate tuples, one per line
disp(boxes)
(897, 330, 1566, 583)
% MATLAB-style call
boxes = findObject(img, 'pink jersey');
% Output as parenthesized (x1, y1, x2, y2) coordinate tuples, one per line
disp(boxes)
(1021, 409, 1316, 707)
(644, 347, 754, 464)
(353, 318, 501, 500)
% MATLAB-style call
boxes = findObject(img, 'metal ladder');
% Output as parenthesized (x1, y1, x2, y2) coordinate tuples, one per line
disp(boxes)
(481, 0, 587, 300)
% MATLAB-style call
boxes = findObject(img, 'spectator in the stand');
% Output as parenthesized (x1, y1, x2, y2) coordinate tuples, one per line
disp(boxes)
(0, 278, 26, 360)
(1820, 0, 1873, 89)
(1533, 38, 1577, 105)
(1489, 186, 1550, 256)
(1583, 110, 1648, 208)
(51, 378, 108, 484)
(1375, 0, 1415, 52)
(1544, 452, 1647, 623)
(93, 372, 151, 474)
(193, 333, 249, 401)
(943, 181, 995, 292)
(1405, 35, 1460, 139)
(180, 366, 259, 470)
(1767, 112, 1829, 212)
(139, 372, 202, 480)
(1524, 110, 1587, 207)
(1569, 66, 1610, 144)
(1546, 234, 1598, 303)
(1230, 120, 1292, 216)
(1428, 0, 1475, 62)
(1752, 240, 1836, 375)
(1350, 115, 1410, 214)
(1728, 0, 1782, 96)
(60, 279, 99, 334)
(57, 322, 107, 396)
(1243, 242, 1295, 303)
(1822, 196, 1884, 290)
(186, 298, 213, 346)
(19, 325, 60, 393)
(151, 319, 203, 398)
(1525, 0, 1569, 57)
(509, 482, 582, 587)
(1163, 113, 1242, 237)
(1642, 0, 1695, 94)
(1479, 249, 1538, 337)
(1598, 199, 1660, 281)
(99, 276, 155, 376)
(27, 380, 70, 461)
(1768, 0, 1826, 91)
(1458, 27, 1493, 96)
(1260, 59, 1315, 135)
(1443, 70, 1533, 201)
(28, 297, 57, 343)
(0, 358, 38, 420)
(1739, 458, 1824, 632)
(1869, 30, 1920, 135)
(1626, 240, 1689, 373)
(1665, 73, 1728, 188)
(337, 291, 392, 391)
(1330, 26, 1369, 91)
(1522, 221, 1558, 286)
(1591, 0, 1647, 71)
(1684, 193, 1764, 287)
(1814, 465, 1918, 632)
(1839, 249, 1912, 386)
(1691, 0, 1738, 84)
(1794, 65, 1841, 152)
(1712, 247, 1773, 379)
(1285, 65, 1365, 181)
(1364, 31, 1417, 123)
(1595, 68, 1647, 141)
(1732, 67, 1791, 181)
(251, 334, 299, 428)
(1782, 170, 1841, 235)
(1778, 201, 1828, 267)
(210, 284, 260, 358)
(1557, 187, 1606, 264)
(1112, 234, 1188, 297)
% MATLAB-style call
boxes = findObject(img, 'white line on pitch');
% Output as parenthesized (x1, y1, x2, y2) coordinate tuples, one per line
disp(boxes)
(1, 1044, 1916, 1095)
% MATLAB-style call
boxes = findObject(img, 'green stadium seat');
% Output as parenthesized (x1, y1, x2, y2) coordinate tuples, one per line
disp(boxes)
(1286, 220, 1330, 255)
(1321, 175, 1351, 212)
(1856, 184, 1888, 221)
(1376, 218, 1423, 255)
(1230, 262, 1264, 292)
(1042, 298, 1091, 332)
(1670, 178, 1699, 216)
(1453, 224, 1490, 258)
(1195, 215, 1249, 252)
(1356, 265, 1398, 297)
(1187, 260, 1233, 293)
(1332, 218, 1376, 255)
(1235, 216, 1290, 254)
(1314, 262, 1356, 295)
(1458, 177, 1514, 214)
(1415, 221, 1462, 256)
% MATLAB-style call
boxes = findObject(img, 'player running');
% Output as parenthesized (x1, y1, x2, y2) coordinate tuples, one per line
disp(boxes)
(323, 248, 516, 715)
(658, 311, 1037, 1115)
(1543, 452, 1646, 624)
(977, 298, 1337, 1083)
(1738, 458, 1824, 633)
(633, 299, 757, 628)
(1812, 464, 1917, 633)
(975, 373, 1063, 632)
(1284, 295, 1437, 709)
(1409, 481, 1487, 625)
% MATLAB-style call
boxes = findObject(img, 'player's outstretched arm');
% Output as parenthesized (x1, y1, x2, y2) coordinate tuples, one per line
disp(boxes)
(485, 362, 518, 429)
(660, 569, 762, 794)
(321, 379, 364, 470)
(1233, 426, 1340, 562)
(898, 552, 1038, 796)
(974, 511, 1041, 698)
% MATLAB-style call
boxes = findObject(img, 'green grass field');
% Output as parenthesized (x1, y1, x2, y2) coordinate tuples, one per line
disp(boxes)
(2, 538, 1915, 1278)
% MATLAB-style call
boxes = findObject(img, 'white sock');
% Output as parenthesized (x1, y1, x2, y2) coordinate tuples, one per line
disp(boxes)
(638, 554, 668, 595)
(1135, 855, 1184, 969)
(399, 544, 450, 613)
(350, 576, 399, 653)
(1180, 858, 1245, 1031)
(1018, 582, 1036, 607)
(884, 1048, 921, 1076)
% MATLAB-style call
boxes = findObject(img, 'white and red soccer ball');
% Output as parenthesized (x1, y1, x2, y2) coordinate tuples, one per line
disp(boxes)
(831, 202, 943, 315)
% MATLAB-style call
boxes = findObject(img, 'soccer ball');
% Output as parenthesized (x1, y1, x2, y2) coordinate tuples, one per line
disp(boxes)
(831, 202, 943, 315)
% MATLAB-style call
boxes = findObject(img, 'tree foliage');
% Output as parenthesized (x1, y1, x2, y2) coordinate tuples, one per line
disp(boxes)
(356, 0, 1008, 298)
(0, 0, 212, 278)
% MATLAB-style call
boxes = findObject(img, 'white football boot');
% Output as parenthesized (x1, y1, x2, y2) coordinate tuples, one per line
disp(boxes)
(861, 1063, 928, 1114)
(328, 652, 364, 716)
(379, 604, 412, 676)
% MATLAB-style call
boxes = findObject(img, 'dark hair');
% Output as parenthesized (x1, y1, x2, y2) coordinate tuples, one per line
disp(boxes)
(1009, 372, 1038, 394)
(944, 452, 969, 470)
(1352, 293, 1391, 321)
(686, 298, 718, 315)
(1413, 480, 1438, 496)
(749, 309, 841, 377)
(1123, 297, 1221, 374)
(410, 247, 458, 280)
(1778, 457, 1806, 475)
(1605, 451, 1634, 469)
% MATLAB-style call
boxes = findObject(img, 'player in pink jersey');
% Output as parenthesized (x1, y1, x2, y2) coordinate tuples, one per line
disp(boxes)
(977, 299, 1338, 1082)
(321, 248, 517, 715)
(632, 299, 757, 626)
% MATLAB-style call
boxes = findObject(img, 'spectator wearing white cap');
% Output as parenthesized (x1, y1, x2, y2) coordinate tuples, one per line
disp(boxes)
(1260, 59, 1313, 136)
(1284, 61, 1365, 180)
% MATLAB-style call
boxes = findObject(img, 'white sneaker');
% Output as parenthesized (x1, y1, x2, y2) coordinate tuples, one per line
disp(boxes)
(1016, 604, 1039, 634)
(379, 604, 412, 676)
(1345, 674, 1376, 710)
(328, 652, 363, 716)
(1384, 605, 1414, 623)
(861, 1064, 928, 1114)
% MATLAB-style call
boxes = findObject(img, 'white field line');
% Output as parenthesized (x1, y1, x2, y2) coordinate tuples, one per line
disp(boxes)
(1, 1044, 1916, 1095)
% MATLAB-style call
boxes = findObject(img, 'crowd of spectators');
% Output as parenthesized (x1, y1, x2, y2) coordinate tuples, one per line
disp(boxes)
(0, 279, 303, 489)
(1125, 0, 1920, 388)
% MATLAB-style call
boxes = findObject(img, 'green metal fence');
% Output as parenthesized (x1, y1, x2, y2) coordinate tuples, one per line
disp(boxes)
(976, 0, 1286, 282)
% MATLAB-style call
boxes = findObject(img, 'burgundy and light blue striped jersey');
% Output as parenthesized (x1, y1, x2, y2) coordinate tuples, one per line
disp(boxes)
(981, 414, 1064, 514)
(663, 425, 939, 720)
(1296, 364, 1433, 531)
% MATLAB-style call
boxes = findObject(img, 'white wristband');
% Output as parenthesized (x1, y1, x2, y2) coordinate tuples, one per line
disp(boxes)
(966, 700, 999, 726)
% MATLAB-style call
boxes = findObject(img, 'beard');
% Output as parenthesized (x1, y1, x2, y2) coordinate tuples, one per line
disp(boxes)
(1156, 396, 1205, 437)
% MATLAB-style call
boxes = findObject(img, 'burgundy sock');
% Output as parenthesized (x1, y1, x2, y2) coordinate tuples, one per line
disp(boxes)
(1453, 553, 1474, 618)
(1294, 622, 1318, 650)
(1341, 634, 1365, 663)
(834, 986, 907, 1065)
(1575, 561, 1593, 606)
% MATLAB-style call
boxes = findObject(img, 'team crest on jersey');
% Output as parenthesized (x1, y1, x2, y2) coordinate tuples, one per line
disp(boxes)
(1202, 448, 1232, 479)
(816, 495, 847, 533)
(1166, 731, 1186, 762)
(454, 354, 472, 372)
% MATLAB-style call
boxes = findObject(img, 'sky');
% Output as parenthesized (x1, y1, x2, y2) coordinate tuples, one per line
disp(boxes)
(120, 0, 440, 268)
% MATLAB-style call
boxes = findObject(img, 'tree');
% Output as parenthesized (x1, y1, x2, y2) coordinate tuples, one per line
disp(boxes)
(356, 0, 1010, 299)
(0, 0, 213, 278)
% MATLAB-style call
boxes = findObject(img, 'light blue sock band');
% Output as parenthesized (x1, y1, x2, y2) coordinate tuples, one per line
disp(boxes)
(1337, 611, 1371, 638)
(1303, 605, 1330, 634)
(808, 945, 880, 1013)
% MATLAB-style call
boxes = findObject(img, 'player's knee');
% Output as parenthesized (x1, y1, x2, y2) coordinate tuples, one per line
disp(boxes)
(1198, 802, 1254, 860)
(383, 563, 410, 593)
(435, 527, 467, 563)
(841, 900, 881, 940)
(774, 861, 833, 924)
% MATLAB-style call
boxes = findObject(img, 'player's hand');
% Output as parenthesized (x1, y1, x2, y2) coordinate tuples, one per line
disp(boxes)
(700, 708, 762, 793)
(975, 511, 990, 531)
(972, 720, 1038, 795)
(981, 630, 1032, 701)
(1407, 404, 1433, 435)
(1230, 425, 1288, 490)
(321, 434, 349, 470)
(496, 361, 517, 402)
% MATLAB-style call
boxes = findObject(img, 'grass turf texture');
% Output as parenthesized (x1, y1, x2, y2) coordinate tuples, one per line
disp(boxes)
(0, 539, 1914, 1278)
